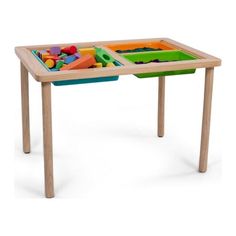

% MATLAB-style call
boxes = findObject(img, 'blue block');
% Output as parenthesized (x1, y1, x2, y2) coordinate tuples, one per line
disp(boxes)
(64, 55, 76, 64)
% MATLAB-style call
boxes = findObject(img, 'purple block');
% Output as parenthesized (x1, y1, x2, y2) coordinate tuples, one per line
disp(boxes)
(74, 52, 81, 59)
(64, 55, 76, 64)
(50, 46, 61, 55)
(38, 49, 47, 56)
(38, 49, 47, 58)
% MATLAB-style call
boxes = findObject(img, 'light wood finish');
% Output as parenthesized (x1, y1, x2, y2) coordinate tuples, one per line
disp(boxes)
(99, 46, 133, 66)
(15, 39, 221, 197)
(37, 58, 219, 82)
(199, 68, 214, 173)
(21, 62, 31, 153)
(15, 38, 221, 83)
(22, 38, 167, 50)
(158, 76, 165, 137)
(42, 82, 54, 198)
(15, 48, 47, 81)
(161, 38, 219, 60)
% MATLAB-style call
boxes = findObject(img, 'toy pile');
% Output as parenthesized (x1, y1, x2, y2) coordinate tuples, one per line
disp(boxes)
(116, 47, 162, 54)
(135, 59, 170, 64)
(35, 46, 116, 71)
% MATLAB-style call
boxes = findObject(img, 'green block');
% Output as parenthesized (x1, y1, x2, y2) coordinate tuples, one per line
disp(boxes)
(59, 53, 67, 58)
(95, 48, 115, 66)
(56, 60, 64, 70)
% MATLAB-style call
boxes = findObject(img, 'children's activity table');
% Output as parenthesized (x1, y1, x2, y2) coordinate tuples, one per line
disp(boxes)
(15, 38, 221, 198)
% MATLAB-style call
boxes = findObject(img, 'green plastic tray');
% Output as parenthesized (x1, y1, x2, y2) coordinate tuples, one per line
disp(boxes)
(122, 50, 197, 78)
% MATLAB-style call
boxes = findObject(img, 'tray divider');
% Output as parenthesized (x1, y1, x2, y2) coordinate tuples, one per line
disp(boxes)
(99, 46, 139, 66)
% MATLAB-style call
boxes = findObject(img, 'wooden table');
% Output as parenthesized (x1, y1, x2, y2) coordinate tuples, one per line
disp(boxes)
(15, 38, 221, 198)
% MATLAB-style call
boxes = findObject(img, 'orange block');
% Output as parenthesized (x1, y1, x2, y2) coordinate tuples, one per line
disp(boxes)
(44, 55, 60, 61)
(60, 55, 96, 71)
(41, 52, 50, 61)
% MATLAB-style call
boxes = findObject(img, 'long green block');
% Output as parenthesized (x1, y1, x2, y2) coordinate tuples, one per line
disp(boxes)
(95, 48, 115, 66)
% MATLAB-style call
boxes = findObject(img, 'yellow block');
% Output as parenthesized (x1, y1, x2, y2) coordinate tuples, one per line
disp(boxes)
(41, 52, 50, 62)
(106, 62, 115, 67)
(45, 59, 55, 68)
(78, 47, 96, 56)
(93, 62, 102, 68)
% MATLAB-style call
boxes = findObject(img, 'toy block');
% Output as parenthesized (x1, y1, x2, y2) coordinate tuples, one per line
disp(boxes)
(106, 62, 115, 67)
(55, 60, 64, 70)
(78, 47, 96, 57)
(50, 46, 61, 55)
(38, 49, 47, 56)
(41, 52, 50, 61)
(64, 55, 77, 64)
(60, 55, 96, 71)
(59, 53, 67, 58)
(45, 59, 55, 68)
(61, 45, 77, 55)
(74, 52, 81, 59)
(44, 55, 60, 61)
(93, 62, 103, 68)
(95, 48, 115, 66)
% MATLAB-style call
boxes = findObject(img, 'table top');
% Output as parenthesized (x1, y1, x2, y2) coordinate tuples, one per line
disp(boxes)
(15, 38, 221, 83)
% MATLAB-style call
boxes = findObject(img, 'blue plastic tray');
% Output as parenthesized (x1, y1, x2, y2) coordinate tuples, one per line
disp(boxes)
(32, 50, 121, 86)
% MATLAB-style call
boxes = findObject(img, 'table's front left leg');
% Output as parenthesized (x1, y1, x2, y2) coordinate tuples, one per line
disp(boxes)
(21, 62, 30, 153)
(42, 82, 54, 198)
(199, 68, 214, 172)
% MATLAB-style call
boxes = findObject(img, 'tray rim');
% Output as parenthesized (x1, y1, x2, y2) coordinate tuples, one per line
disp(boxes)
(15, 38, 221, 83)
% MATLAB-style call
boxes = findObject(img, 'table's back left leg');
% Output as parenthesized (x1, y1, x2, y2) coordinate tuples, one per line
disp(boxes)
(158, 76, 165, 137)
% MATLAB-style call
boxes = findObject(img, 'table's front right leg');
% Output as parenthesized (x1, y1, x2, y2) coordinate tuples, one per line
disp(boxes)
(42, 82, 54, 198)
(199, 68, 214, 172)
(21, 62, 30, 153)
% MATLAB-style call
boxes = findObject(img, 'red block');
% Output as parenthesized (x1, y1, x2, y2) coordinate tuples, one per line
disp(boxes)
(61, 45, 77, 55)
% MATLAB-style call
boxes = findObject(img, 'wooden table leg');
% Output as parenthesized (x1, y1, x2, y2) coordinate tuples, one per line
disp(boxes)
(21, 63, 31, 153)
(199, 68, 214, 172)
(158, 76, 165, 137)
(42, 82, 54, 198)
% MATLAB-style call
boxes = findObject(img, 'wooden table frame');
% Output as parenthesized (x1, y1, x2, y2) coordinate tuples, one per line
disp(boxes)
(15, 38, 221, 198)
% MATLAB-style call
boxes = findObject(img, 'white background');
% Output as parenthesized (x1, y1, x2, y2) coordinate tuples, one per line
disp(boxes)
(1, 0, 235, 235)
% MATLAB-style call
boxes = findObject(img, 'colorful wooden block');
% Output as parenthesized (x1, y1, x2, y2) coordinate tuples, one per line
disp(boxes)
(45, 59, 55, 68)
(59, 53, 67, 58)
(44, 55, 60, 61)
(60, 55, 96, 71)
(93, 62, 103, 68)
(61, 45, 77, 55)
(50, 47, 61, 55)
(78, 47, 96, 57)
(38, 49, 47, 57)
(95, 48, 115, 66)
(55, 60, 64, 70)
(106, 62, 115, 67)
(74, 52, 81, 59)
(51, 68, 59, 71)
(41, 52, 50, 62)
(64, 55, 77, 64)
